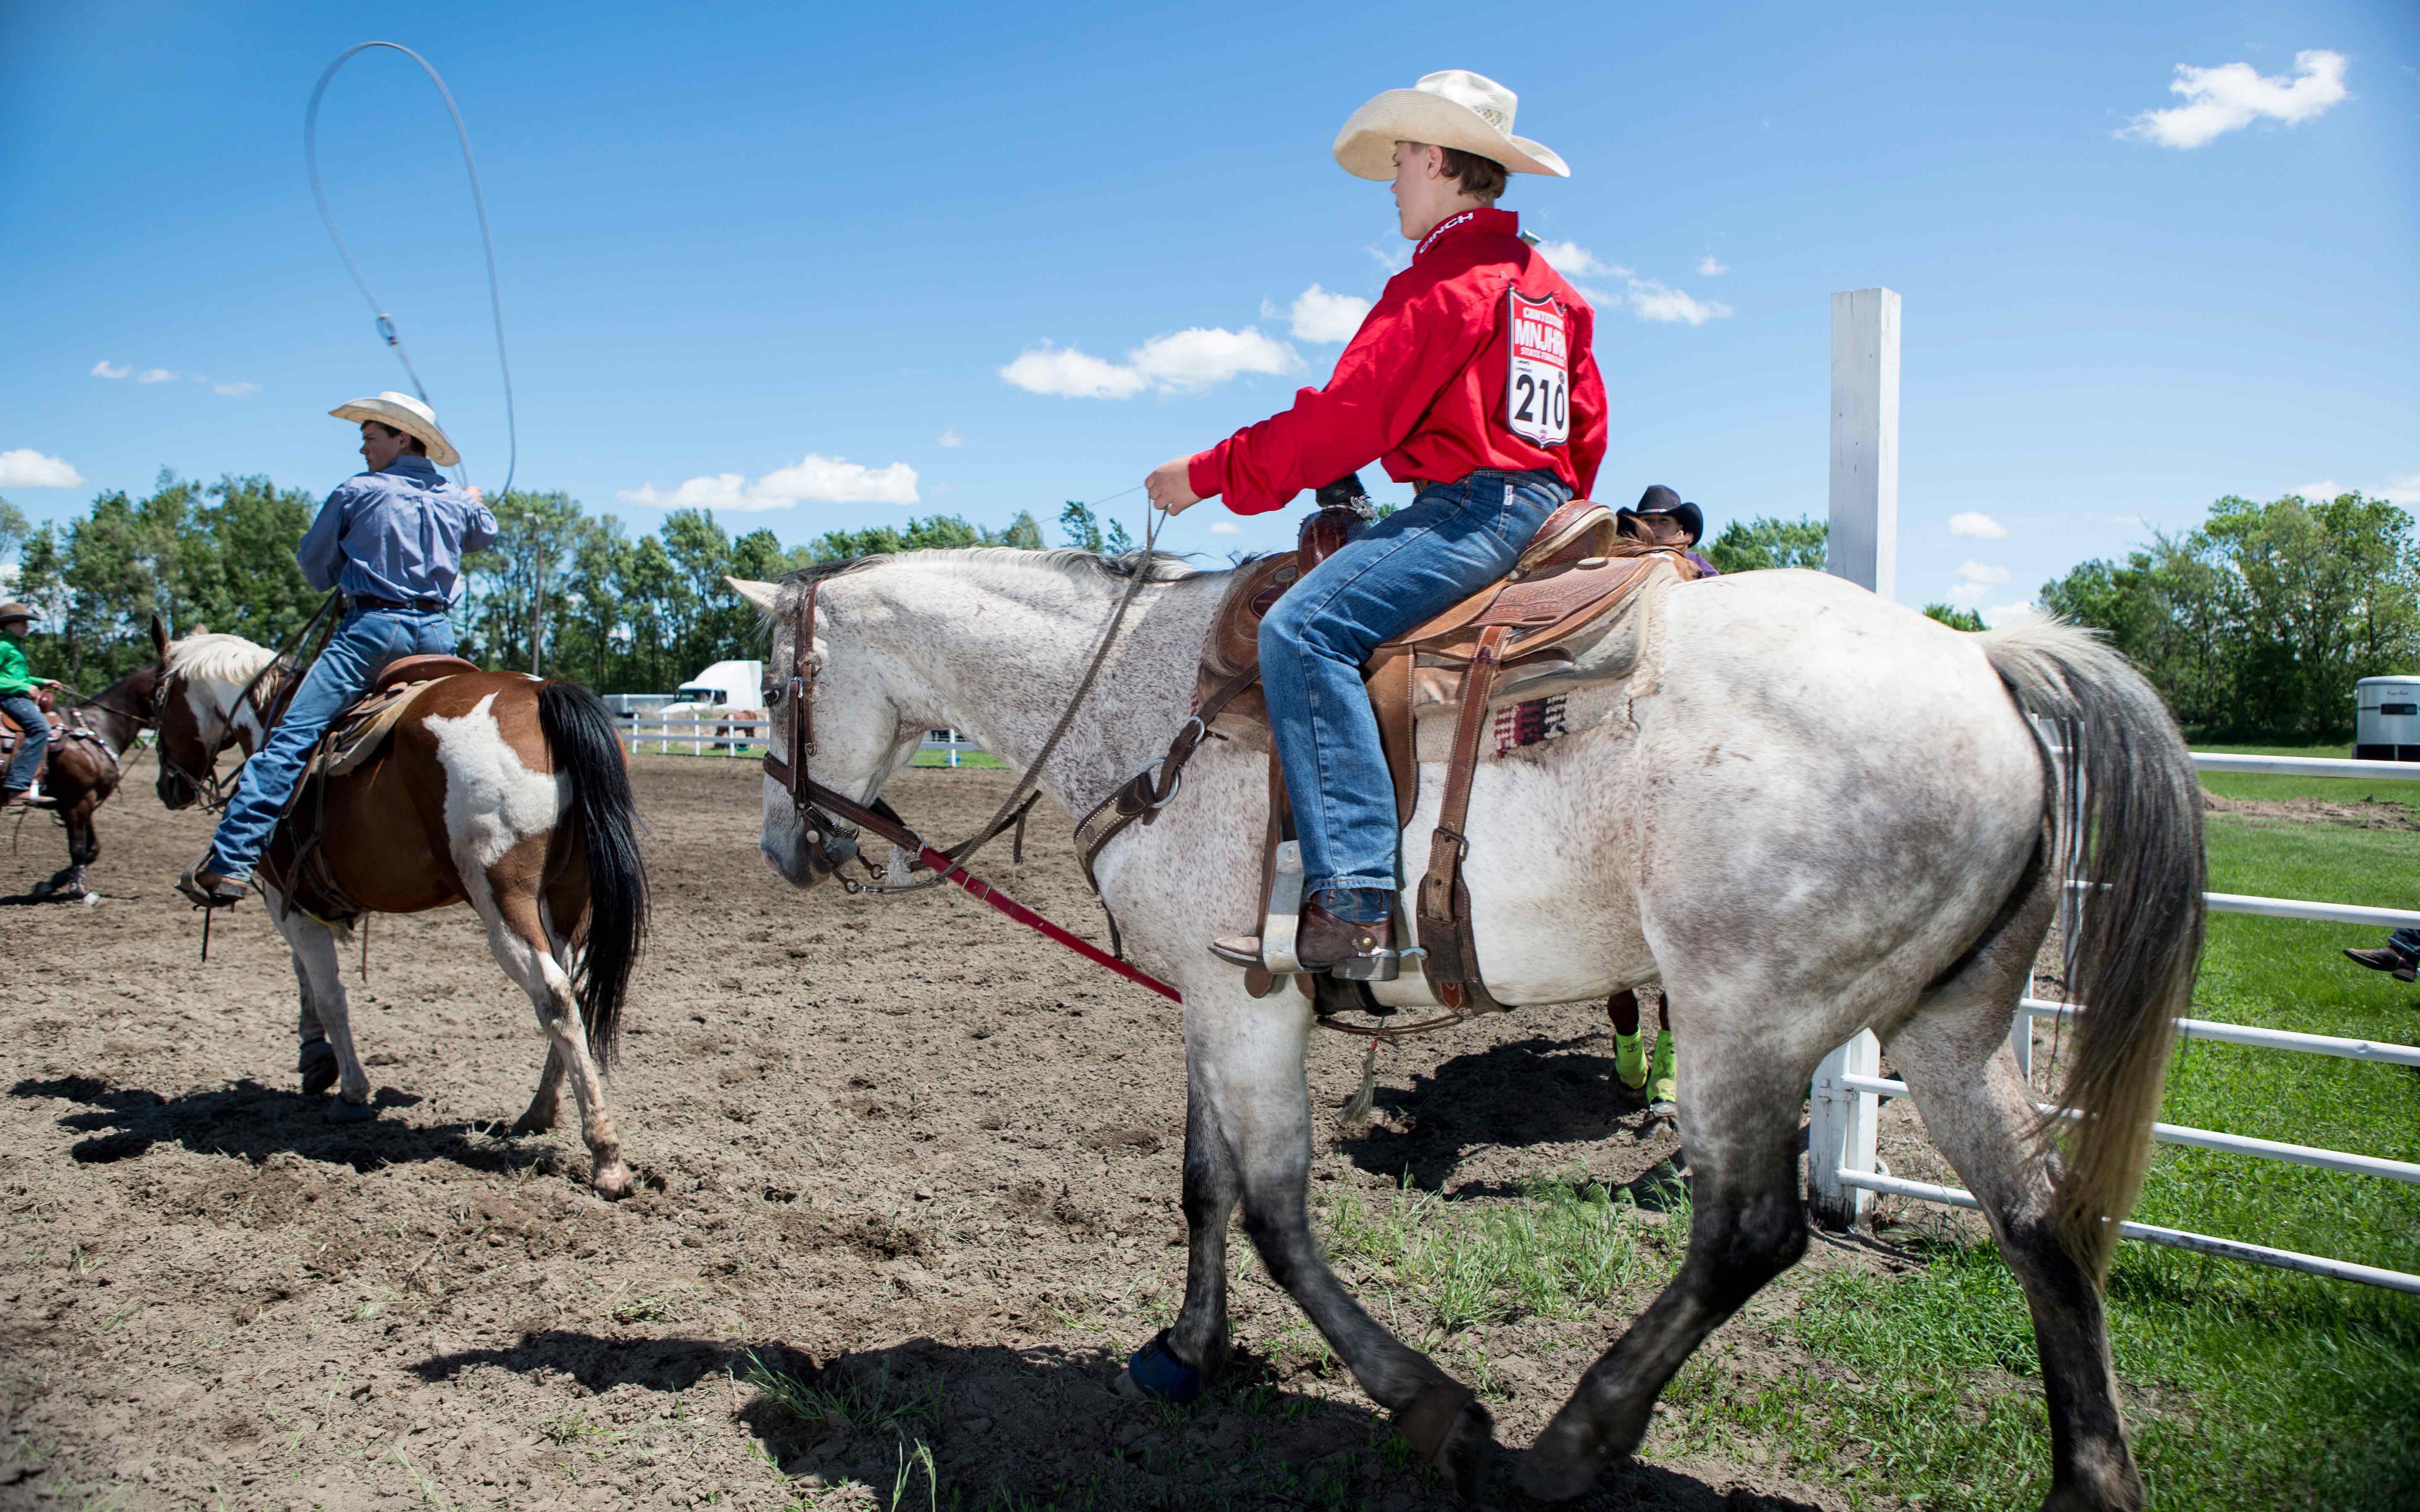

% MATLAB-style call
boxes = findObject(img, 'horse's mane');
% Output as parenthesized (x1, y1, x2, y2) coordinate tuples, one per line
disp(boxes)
(780, 546, 1210, 591)
(165, 632, 278, 685)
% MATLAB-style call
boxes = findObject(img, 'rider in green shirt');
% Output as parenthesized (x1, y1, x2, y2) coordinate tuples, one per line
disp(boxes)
(0, 602, 63, 808)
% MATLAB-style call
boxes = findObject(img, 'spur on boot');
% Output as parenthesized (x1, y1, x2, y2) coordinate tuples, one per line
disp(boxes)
(1210, 898, 1399, 981)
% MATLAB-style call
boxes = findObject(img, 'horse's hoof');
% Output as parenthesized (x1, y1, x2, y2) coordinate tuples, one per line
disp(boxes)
(327, 1097, 378, 1124)
(1397, 1382, 1494, 1499)
(298, 1039, 339, 1097)
(512, 1107, 558, 1136)
(1513, 1420, 1603, 1502)
(1119, 1330, 1202, 1403)
(590, 1163, 634, 1201)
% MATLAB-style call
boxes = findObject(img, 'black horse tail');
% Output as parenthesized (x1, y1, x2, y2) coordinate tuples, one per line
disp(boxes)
(538, 680, 648, 1067)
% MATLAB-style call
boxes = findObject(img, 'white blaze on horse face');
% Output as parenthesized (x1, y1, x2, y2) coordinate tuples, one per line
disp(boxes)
(426, 692, 571, 876)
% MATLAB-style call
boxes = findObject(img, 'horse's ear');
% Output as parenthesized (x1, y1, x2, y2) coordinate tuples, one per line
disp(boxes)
(725, 577, 783, 615)
(150, 614, 170, 661)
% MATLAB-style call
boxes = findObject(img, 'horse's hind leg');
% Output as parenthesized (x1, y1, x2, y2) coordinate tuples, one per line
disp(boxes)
(1192, 992, 1494, 1490)
(1889, 913, 2145, 1512)
(473, 839, 631, 1199)
(1520, 1034, 1814, 1499)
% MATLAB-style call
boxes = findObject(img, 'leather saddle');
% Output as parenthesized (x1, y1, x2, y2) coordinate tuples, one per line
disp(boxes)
(0, 701, 68, 783)
(1198, 486, 1697, 824)
(1078, 475, 1699, 1018)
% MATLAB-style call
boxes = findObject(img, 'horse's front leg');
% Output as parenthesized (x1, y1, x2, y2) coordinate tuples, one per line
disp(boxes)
(1205, 987, 1494, 1491)
(274, 898, 373, 1118)
(1118, 1048, 1242, 1401)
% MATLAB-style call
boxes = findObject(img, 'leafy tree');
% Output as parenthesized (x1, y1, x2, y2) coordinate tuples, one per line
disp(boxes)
(463, 490, 588, 674)
(2041, 492, 2420, 741)
(0, 497, 29, 567)
(1707, 514, 1827, 574)
(1057, 501, 1133, 555)
(1922, 603, 1986, 631)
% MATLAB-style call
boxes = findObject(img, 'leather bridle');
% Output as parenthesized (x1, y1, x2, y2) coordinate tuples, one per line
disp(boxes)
(756, 557, 1182, 1002)
(154, 656, 293, 813)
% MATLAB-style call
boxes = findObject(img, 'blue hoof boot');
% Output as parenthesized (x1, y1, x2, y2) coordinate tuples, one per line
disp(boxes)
(1121, 1330, 1202, 1403)
(327, 1098, 378, 1124)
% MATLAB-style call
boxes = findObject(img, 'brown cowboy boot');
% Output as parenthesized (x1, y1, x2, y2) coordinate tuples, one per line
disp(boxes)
(175, 853, 247, 909)
(2343, 945, 2418, 983)
(1210, 899, 1399, 981)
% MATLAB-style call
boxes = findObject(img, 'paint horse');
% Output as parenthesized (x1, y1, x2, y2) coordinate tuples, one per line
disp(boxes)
(2, 663, 158, 900)
(146, 620, 650, 1199)
(730, 549, 2202, 1512)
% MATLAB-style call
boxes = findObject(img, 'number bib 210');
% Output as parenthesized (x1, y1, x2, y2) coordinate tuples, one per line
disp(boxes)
(1504, 289, 1570, 448)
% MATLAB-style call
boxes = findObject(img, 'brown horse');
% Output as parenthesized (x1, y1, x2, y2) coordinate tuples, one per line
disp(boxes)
(3, 663, 158, 902)
(145, 619, 650, 1198)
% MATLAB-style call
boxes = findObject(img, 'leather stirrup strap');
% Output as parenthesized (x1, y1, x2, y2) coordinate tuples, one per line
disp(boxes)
(1416, 623, 1509, 1009)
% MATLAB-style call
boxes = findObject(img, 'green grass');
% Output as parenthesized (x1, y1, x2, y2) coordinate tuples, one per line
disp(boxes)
(908, 749, 1007, 768)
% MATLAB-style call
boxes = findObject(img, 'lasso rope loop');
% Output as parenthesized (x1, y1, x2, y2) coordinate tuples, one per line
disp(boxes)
(305, 41, 517, 501)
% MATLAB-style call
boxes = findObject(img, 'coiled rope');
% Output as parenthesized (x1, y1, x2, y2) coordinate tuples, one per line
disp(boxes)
(305, 41, 517, 500)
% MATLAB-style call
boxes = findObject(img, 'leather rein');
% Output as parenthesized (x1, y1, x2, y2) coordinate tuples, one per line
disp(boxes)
(759, 569, 1183, 1003)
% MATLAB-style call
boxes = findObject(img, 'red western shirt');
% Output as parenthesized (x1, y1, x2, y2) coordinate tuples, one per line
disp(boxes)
(1188, 207, 1608, 516)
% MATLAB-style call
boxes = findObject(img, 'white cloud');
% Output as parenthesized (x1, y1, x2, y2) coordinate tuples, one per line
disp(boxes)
(90, 360, 129, 379)
(1626, 279, 1733, 325)
(1946, 582, 1994, 609)
(135, 367, 178, 384)
(998, 343, 1150, 399)
(1533, 240, 1630, 279)
(1288, 285, 1370, 344)
(1949, 511, 2009, 538)
(936, 429, 963, 448)
(1207, 521, 1240, 535)
(1696, 255, 1729, 276)
(1000, 328, 1297, 400)
(618, 454, 920, 512)
(211, 381, 260, 398)
(1956, 561, 2011, 585)
(0, 449, 85, 489)
(1366, 245, 1409, 274)
(2120, 49, 2349, 150)
(1981, 600, 2039, 628)
(2298, 473, 2420, 505)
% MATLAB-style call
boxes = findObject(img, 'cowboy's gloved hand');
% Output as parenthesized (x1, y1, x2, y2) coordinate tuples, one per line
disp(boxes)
(1146, 457, 1202, 516)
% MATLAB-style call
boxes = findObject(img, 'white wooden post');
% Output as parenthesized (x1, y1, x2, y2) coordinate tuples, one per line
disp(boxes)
(1808, 1029, 1879, 1228)
(1828, 288, 1900, 602)
(1808, 288, 1902, 1228)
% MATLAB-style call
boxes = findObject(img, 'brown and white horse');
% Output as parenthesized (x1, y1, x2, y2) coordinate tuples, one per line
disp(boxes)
(4, 663, 157, 901)
(146, 620, 650, 1199)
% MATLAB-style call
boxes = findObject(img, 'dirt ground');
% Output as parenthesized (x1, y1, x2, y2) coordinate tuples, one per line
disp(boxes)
(1, 755, 1992, 1512)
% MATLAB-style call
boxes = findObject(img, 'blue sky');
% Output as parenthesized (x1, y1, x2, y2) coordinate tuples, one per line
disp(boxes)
(4, 0, 2414, 619)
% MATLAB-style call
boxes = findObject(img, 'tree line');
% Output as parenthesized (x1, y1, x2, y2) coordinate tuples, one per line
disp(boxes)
(9, 472, 2395, 739)
(0, 470, 1049, 693)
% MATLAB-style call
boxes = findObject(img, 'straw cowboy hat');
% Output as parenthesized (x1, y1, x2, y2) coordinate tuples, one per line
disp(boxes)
(329, 390, 460, 468)
(1334, 69, 1570, 182)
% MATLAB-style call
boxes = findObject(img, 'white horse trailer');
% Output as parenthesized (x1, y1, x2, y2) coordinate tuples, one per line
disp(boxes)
(2354, 676, 2420, 761)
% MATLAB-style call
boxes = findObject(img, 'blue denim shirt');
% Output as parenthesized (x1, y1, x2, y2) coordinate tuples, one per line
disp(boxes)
(296, 454, 499, 605)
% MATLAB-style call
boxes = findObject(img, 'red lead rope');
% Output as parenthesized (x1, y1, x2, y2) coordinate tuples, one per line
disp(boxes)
(913, 843, 1182, 1002)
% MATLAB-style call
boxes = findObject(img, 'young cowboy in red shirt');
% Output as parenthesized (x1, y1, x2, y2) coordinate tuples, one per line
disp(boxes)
(1149, 70, 1606, 980)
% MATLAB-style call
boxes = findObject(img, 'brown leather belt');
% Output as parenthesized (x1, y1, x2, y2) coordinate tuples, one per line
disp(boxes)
(351, 593, 449, 613)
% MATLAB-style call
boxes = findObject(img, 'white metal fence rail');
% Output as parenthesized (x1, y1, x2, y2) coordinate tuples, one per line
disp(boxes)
(1807, 749, 2420, 1294)
(616, 716, 983, 764)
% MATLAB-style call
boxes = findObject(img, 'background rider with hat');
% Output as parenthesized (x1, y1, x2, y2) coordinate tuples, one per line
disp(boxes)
(0, 602, 65, 810)
(178, 391, 496, 906)
(1148, 69, 1607, 979)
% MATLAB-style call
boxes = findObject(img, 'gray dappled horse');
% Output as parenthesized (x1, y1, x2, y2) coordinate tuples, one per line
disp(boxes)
(731, 551, 2200, 1512)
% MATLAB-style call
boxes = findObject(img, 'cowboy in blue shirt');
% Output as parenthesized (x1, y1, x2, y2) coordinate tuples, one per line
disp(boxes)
(178, 392, 497, 907)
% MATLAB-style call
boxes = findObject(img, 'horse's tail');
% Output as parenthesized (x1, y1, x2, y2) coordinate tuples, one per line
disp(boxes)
(1975, 617, 2204, 1282)
(538, 680, 649, 1067)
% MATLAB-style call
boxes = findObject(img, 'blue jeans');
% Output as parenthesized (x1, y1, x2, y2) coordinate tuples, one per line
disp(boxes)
(1261, 469, 1564, 921)
(2, 694, 49, 793)
(205, 607, 455, 882)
